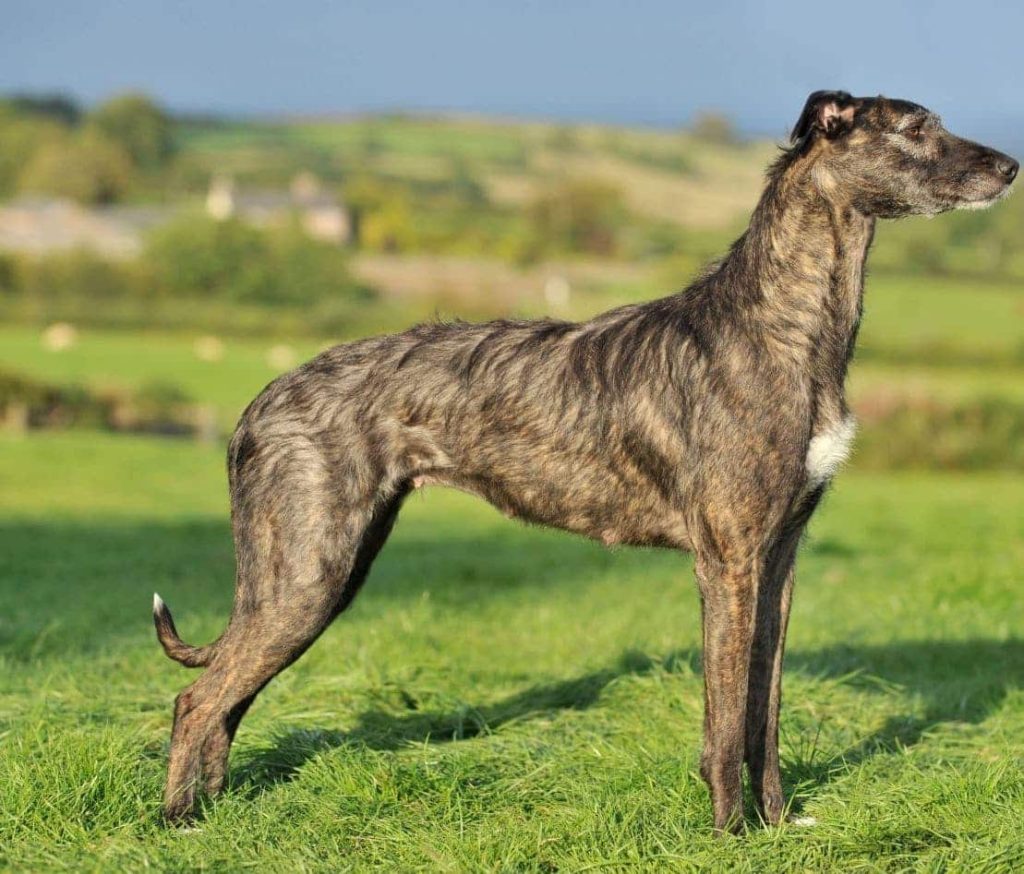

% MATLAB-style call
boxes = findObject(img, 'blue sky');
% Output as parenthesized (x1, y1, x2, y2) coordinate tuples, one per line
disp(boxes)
(3, 1, 1022, 144)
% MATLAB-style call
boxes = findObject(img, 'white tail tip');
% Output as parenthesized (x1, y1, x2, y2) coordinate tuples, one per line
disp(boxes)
(153, 593, 165, 614)
(790, 815, 818, 827)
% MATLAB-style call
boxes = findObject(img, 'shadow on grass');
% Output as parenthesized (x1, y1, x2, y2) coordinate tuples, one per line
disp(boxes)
(233, 648, 698, 790)
(781, 640, 1024, 795)
(5, 517, 1021, 820)
(237, 639, 1023, 808)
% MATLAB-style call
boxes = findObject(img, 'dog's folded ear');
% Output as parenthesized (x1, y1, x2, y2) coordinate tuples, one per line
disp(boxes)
(791, 90, 856, 146)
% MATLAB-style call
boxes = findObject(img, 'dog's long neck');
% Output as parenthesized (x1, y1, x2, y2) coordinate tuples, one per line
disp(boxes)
(715, 152, 876, 420)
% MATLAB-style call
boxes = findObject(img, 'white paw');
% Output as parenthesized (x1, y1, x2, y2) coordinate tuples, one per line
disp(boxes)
(789, 814, 818, 827)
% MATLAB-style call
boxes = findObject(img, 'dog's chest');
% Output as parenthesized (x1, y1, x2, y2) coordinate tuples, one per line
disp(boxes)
(805, 415, 857, 488)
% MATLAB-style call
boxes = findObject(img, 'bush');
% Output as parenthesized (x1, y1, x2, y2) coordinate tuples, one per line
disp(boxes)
(344, 175, 417, 252)
(854, 395, 1024, 471)
(270, 223, 371, 306)
(145, 214, 367, 307)
(0, 369, 109, 430)
(146, 214, 270, 301)
(526, 179, 625, 258)
(0, 214, 374, 334)
(691, 111, 738, 145)
(0, 368, 204, 436)
(13, 249, 136, 305)
(19, 128, 134, 205)
(871, 190, 1024, 280)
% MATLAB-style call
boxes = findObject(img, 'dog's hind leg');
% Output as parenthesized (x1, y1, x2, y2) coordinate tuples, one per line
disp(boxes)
(162, 482, 408, 823)
(197, 487, 408, 800)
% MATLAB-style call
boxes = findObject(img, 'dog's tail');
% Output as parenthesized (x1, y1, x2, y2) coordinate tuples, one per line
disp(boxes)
(152, 593, 217, 668)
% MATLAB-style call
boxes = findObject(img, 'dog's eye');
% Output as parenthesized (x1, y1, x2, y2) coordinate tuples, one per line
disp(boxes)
(905, 124, 924, 139)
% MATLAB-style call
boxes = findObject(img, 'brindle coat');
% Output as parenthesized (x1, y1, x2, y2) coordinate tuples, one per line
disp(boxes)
(154, 92, 1017, 831)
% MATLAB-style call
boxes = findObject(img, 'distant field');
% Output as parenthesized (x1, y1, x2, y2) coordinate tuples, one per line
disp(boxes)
(860, 274, 1024, 364)
(1, 432, 1023, 869)
(178, 114, 775, 232)
(3, 271, 1022, 434)
(850, 362, 1024, 403)
(0, 325, 322, 429)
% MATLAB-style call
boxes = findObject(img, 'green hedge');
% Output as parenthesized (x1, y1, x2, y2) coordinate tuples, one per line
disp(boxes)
(0, 216, 375, 334)
(854, 396, 1024, 471)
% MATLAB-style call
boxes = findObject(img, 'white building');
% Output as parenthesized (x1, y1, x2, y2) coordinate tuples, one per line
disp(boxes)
(206, 173, 351, 244)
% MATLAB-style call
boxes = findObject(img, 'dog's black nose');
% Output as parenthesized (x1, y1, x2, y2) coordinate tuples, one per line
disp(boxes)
(996, 156, 1019, 182)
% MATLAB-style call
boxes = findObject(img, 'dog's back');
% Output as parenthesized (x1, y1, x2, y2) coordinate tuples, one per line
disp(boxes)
(232, 304, 695, 549)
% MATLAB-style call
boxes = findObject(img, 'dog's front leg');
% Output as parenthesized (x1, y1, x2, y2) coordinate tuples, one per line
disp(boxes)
(744, 491, 822, 825)
(696, 553, 759, 834)
(744, 533, 799, 826)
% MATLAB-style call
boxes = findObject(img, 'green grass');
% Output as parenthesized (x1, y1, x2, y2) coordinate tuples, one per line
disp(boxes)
(2, 432, 1024, 870)
(179, 116, 536, 185)
(0, 325, 321, 430)
(850, 362, 1024, 403)
(860, 274, 1024, 365)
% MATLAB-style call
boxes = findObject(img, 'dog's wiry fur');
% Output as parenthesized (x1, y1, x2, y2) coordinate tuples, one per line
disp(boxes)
(155, 92, 1017, 831)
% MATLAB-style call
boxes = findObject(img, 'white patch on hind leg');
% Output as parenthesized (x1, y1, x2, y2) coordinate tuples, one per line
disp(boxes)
(806, 415, 856, 488)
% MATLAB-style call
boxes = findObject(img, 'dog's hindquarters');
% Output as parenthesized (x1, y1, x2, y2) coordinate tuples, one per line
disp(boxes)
(160, 403, 406, 821)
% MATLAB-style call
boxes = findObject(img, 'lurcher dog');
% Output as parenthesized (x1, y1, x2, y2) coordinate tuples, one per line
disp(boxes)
(155, 91, 1017, 831)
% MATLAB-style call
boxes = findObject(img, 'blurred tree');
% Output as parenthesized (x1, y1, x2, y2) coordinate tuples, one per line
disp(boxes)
(5, 93, 81, 125)
(361, 197, 415, 253)
(0, 107, 69, 197)
(89, 93, 176, 170)
(146, 214, 270, 301)
(269, 220, 362, 305)
(14, 248, 134, 303)
(344, 175, 416, 252)
(527, 178, 624, 257)
(546, 125, 581, 152)
(19, 128, 134, 204)
(449, 158, 488, 207)
(0, 252, 16, 294)
(691, 110, 738, 145)
(146, 213, 364, 305)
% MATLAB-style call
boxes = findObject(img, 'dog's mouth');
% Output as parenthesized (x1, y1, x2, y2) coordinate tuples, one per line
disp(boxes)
(951, 176, 1016, 212)
(957, 183, 1015, 211)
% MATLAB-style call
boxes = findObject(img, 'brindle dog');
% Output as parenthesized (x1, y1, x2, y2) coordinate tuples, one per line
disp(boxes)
(155, 91, 1017, 831)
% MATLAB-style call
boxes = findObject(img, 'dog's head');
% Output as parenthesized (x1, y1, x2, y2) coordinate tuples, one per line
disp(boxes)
(790, 90, 1017, 217)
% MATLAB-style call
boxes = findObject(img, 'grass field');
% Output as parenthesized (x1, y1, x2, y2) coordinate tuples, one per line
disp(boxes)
(2, 432, 1023, 870)
(2, 232, 1022, 868)
(3, 98, 1024, 869)
(177, 115, 776, 232)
